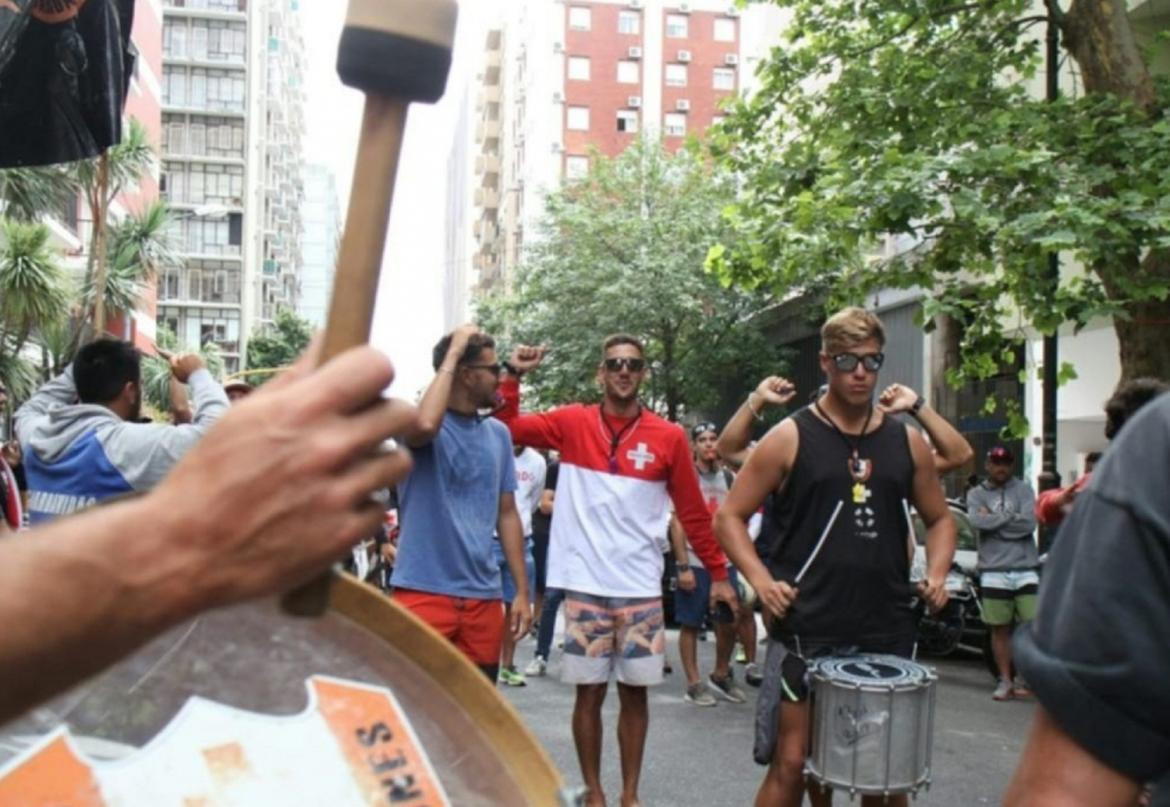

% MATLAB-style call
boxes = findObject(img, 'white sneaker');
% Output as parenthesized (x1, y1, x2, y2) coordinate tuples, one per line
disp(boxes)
(524, 656, 547, 677)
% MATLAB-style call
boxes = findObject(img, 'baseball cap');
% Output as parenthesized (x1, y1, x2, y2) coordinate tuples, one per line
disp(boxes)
(987, 446, 1015, 464)
(691, 421, 718, 439)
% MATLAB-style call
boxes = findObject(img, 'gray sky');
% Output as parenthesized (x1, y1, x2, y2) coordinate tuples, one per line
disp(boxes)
(301, 2, 500, 395)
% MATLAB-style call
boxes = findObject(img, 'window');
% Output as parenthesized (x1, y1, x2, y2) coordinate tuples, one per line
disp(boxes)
(714, 18, 736, 42)
(665, 63, 687, 87)
(664, 112, 686, 137)
(713, 67, 735, 91)
(568, 6, 591, 31)
(568, 56, 590, 81)
(617, 60, 639, 84)
(567, 106, 590, 131)
(711, 114, 726, 127)
(566, 155, 589, 179)
(666, 14, 688, 38)
(617, 110, 638, 133)
(618, 10, 640, 35)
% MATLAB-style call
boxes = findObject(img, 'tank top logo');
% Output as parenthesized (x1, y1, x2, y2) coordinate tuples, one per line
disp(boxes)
(851, 460, 878, 539)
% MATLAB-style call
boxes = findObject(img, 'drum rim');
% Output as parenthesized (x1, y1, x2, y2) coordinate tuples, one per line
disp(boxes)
(809, 654, 938, 690)
(329, 572, 564, 806)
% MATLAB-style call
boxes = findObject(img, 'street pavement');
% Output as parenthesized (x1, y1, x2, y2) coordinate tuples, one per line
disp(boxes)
(502, 624, 1035, 806)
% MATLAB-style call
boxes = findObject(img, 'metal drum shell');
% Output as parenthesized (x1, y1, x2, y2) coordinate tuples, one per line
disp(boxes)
(805, 654, 937, 797)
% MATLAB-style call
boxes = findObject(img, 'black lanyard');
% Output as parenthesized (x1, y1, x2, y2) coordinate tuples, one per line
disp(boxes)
(814, 401, 873, 480)
(600, 406, 642, 473)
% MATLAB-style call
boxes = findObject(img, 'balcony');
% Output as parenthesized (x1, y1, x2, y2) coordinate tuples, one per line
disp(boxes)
(476, 153, 501, 176)
(164, 0, 247, 19)
(475, 187, 500, 210)
(475, 118, 500, 144)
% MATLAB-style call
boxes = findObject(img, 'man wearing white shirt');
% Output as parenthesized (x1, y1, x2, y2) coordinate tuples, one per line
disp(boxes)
(497, 445, 547, 686)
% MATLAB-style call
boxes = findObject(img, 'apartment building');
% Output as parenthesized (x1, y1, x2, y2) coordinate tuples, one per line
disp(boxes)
(157, 0, 305, 374)
(463, 0, 783, 298)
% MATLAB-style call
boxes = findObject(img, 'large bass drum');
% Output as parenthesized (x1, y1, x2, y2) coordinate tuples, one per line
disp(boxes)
(0, 573, 570, 806)
(806, 654, 936, 798)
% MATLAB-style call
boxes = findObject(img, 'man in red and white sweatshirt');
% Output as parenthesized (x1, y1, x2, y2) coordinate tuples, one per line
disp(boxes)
(498, 333, 735, 807)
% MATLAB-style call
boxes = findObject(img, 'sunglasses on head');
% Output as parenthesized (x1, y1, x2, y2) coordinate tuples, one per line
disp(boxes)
(604, 357, 646, 373)
(832, 352, 884, 373)
(464, 362, 502, 375)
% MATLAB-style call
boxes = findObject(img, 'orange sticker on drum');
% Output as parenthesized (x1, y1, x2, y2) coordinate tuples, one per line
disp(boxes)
(0, 734, 105, 806)
(314, 678, 450, 807)
(31, 0, 88, 23)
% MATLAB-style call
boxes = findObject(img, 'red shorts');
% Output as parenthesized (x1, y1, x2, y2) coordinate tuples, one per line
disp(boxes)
(392, 589, 505, 667)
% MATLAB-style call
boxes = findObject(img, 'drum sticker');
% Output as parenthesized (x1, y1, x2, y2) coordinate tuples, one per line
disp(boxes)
(0, 675, 451, 807)
(833, 704, 890, 747)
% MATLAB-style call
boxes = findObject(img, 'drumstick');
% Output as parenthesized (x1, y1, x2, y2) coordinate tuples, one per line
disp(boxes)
(794, 500, 843, 585)
(281, 0, 458, 617)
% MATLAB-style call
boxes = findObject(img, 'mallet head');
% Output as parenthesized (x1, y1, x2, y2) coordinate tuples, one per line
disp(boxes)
(338, 0, 459, 103)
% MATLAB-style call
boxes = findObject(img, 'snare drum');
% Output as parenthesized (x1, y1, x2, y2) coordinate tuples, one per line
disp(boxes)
(805, 654, 936, 797)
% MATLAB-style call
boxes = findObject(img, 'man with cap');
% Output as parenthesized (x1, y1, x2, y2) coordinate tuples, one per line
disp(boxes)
(672, 421, 753, 706)
(967, 445, 1038, 700)
(224, 380, 254, 403)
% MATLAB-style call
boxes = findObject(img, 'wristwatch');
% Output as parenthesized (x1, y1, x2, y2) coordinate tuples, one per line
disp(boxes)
(909, 395, 925, 417)
(675, 563, 692, 574)
(503, 360, 522, 376)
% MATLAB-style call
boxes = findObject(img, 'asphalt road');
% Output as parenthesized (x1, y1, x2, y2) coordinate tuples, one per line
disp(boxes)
(502, 625, 1035, 806)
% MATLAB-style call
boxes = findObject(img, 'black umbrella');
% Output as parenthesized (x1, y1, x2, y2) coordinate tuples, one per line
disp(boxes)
(0, 0, 137, 168)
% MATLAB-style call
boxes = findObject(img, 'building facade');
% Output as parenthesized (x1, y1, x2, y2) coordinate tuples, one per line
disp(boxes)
(157, 0, 305, 374)
(462, 0, 783, 296)
(298, 163, 340, 328)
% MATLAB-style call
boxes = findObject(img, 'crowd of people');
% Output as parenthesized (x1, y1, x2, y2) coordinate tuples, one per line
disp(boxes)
(0, 305, 1166, 806)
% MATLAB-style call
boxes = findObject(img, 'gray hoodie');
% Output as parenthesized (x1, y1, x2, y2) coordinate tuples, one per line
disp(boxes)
(15, 367, 228, 524)
(966, 477, 1038, 571)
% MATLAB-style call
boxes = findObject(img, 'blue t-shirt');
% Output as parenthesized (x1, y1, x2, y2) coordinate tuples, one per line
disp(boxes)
(392, 411, 517, 598)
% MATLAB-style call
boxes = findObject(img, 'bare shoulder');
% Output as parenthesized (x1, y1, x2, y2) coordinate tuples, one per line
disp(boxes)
(903, 422, 933, 467)
(752, 416, 800, 471)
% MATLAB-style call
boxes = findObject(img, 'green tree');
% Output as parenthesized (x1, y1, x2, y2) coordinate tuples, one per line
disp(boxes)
(478, 138, 788, 422)
(0, 165, 79, 222)
(140, 326, 225, 415)
(710, 0, 1170, 384)
(245, 308, 313, 384)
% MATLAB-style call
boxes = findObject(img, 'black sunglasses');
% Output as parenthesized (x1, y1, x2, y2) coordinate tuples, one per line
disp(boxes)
(832, 352, 884, 373)
(465, 363, 502, 375)
(604, 357, 646, 373)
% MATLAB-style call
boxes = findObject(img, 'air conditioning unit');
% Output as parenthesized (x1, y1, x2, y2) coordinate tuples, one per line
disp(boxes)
(628, 46, 643, 59)
(553, 41, 564, 53)
(679, 1, 690, 12)
(724, 54, 739, 66)
(628, 95, 642, 108)
(552, 142, 564, 154)
(629, 0, 642, 7)
(726, 5, 740, 15)
(676, 99, 691, 111)
(552, 91, 564, 103)
(677, 50, 692, 63)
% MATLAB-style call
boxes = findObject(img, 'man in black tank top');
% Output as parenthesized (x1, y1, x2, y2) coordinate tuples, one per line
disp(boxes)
(714, 307, 956, 807)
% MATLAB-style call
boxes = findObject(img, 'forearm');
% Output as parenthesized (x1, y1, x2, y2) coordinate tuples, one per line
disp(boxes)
(187, 369, 229, 425)
(715, 509, 771, 589)
(1004, 709, 1141, 807)
(968, 510, 1011, 531)
(667, 516, 689, 563)
(716, 399, 757, 468)
(0, 496, 194, 723)
(498, 512, 529, 600)
(914, 404, 974, 472)
(409, 370, 456, 443)
(923, 517, 957, 582)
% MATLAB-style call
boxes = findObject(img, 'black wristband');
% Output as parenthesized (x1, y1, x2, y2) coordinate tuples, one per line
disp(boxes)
(503, 361, 522, 376)
(910, 395, 925, 417)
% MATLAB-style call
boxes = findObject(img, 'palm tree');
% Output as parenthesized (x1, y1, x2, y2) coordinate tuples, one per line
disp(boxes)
(141, 326, 226, 415)
(0, 219, 70, 401)
(0, 219, 70, 355)
(107, 200, 181, 282)
(0, 165, 79, 222)
(73, 117, 155, 335)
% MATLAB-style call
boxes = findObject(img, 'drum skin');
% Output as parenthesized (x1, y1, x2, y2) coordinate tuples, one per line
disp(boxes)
(0, 573, 564, 806)
(806, 654, 936, 796)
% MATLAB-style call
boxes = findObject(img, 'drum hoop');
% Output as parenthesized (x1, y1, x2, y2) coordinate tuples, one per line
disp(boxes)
(810, 655, 936, 691)
(327, 572, 564, 806)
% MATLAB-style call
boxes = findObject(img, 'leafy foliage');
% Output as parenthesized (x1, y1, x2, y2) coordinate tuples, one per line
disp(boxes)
(0, 164, 79, 222)
(0, 219, 70, 351)
(140, 326, 225, 415)
(245, 308, 313, 384)
(478, 138, 788, 421)
(710, 0, 1170, 384)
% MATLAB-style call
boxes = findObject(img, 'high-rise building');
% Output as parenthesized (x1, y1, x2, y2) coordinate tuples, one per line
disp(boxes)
(463, 0, 783, 295)
(298, 163, 340, 328)
(157, 0, 305, 374)
(443, 84, 477, 330)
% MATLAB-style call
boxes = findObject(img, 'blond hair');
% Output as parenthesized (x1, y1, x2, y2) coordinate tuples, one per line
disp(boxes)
(821, 307, 886, 355)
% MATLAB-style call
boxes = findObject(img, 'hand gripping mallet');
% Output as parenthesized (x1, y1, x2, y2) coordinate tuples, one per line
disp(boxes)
(282, 0, 458, 617)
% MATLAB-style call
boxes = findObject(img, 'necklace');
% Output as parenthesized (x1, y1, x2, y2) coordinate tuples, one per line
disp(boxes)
(600, 405, 642, 473)
(814, 400, 874, 481)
